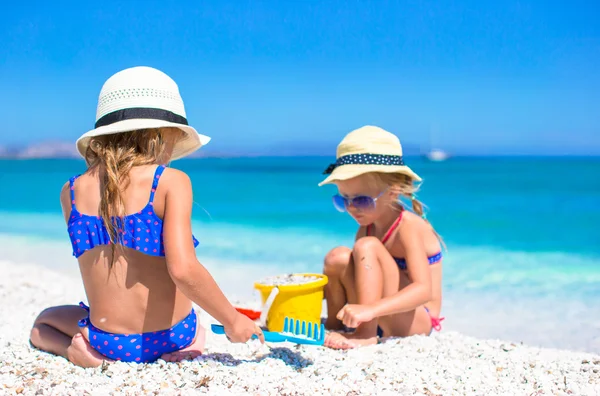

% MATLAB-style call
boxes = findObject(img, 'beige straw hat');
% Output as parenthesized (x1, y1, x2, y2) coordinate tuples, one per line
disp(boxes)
(76, 66, 210, 160)
(318, 125, 421, 186)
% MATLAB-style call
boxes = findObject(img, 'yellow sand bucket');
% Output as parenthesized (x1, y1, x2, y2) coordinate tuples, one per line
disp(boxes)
(254, 273, 328, 332)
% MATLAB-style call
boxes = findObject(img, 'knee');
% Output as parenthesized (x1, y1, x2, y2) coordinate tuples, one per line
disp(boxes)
(33, 307, 53, 326)
(29, 308, 51, 347)
(353, 236, 382, 253)
(30, 313, 48, 348)
(29, 325, 42, 348)
(323, 247, 351, 277)
(29, 307, 53, 348)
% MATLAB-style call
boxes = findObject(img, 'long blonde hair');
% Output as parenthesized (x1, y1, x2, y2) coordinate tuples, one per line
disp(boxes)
(83, 127, 182, 264)
(366, 172, 445, 248)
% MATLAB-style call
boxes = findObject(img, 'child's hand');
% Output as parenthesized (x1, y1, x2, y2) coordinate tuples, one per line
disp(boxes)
(224, 313, 265, 344)
(336, 304, 375, 329)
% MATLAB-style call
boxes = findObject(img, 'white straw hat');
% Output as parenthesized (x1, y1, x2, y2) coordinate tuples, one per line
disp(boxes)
(76, 66, 210, 160)
(319, 125, 421, 186)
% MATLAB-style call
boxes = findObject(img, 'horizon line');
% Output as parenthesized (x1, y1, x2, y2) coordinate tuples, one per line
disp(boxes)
(1, 153, 599, 160)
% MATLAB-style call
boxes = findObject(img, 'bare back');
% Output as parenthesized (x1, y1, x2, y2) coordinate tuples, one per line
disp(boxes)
(61, 165, 192, 334)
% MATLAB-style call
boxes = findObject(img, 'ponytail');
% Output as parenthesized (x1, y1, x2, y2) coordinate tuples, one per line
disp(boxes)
(364, 171, 446, 250)
(90, 140, 135, 265)
(84, 128, 172, 266)
(410, 193, 446, 250)
(410, 194, 426, 220)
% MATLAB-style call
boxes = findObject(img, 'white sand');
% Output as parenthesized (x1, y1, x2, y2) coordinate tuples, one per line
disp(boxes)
(1, 260, 599, 395)
(256, 274, 321, 287)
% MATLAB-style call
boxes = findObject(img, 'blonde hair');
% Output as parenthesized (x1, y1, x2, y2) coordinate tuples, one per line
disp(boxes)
(83, 127, 182, 265)
(365, 172, 445, 248)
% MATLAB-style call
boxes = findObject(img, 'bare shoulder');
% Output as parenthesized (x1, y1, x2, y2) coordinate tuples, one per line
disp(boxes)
(159, 167, 193, 198)
(60, 180, 70, 200)
(160, 167, 192, 187)
(399, 211, 429, 231)
(397, 211, 441, 251)
(59, 181, 71, 222)
(159, 167, 195, 219)
(396, 211, 431, 242)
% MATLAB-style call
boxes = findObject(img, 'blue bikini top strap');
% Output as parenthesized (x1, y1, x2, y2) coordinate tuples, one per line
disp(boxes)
(69, 175, 80, 210)
(148, 165, 167, 204)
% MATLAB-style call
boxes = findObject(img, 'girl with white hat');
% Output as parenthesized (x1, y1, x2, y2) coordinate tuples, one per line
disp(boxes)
(29, 66, 264, 367)
(320, 126, 444, 349)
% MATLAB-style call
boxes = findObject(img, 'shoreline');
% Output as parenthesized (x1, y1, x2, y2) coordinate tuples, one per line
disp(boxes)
(1, 232, 599, 355)
(0, 260, 599, 395)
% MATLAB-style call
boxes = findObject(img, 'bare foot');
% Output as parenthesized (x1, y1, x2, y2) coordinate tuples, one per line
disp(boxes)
(66, 333, 108, 368)
(344, 334, 379, 347)
(161, 325, 206, 362)
(324, 332, 358, 350)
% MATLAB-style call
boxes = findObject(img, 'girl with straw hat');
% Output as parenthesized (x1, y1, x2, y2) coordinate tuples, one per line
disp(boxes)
(29, 66, 264, 367)
(320, 125, 444, 349)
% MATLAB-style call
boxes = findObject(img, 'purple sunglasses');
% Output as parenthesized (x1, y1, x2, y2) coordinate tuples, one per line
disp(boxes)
(332, 190, 387, 213)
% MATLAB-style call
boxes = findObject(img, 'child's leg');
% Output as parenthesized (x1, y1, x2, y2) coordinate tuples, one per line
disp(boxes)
(323, 246, 353, 330)
(377, 269, 433, 338)
(350, 237, 432, 338)
(323, 238, 432, 342)
(30, 305, 105, 368)
(30, 305, 87, 357)
(346, 236, 402, 338)
(342, 237, 431, 339)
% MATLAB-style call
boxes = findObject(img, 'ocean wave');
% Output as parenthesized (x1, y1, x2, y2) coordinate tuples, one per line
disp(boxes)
(2, 230, 599, 352)
(1, 218, 599, 299)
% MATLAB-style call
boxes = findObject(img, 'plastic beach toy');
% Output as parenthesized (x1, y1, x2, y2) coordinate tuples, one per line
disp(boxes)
(211, 316, 325, 346)
(234, 307, 261, 321)
(253, 273, 328, 332)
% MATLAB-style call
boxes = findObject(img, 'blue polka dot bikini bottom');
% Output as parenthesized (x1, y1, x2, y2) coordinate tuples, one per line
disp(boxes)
(77, 302, 197, 363)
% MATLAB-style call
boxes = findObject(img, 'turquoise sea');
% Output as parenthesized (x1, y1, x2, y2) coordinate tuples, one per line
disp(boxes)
(1, 157, 599, 352)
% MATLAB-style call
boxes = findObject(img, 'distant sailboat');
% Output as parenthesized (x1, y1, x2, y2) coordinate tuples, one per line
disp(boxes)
(423, 124, 449, 162)
(425, 148, 449, 162)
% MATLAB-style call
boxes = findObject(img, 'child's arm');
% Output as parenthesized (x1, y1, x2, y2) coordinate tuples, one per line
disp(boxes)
(336, 219, 433, 329)
(161, 169, 264, 344)
(369, 220, 433, 318)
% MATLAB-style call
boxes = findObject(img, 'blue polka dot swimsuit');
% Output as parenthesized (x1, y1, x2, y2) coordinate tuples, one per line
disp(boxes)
(67, 165, 200, 363)
(67, 165, 198, 257)
(78, 303, 197, 363)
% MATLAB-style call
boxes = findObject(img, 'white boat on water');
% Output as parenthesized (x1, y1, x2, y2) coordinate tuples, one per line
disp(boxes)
(425, 148, 449, 162)
(423, 124, 450, 161)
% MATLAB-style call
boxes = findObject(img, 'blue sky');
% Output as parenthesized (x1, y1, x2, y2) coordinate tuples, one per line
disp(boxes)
(0, 0, 598, 155)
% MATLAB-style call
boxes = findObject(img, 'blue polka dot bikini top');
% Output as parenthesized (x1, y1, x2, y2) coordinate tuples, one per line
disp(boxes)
(67, 165, 199, 258)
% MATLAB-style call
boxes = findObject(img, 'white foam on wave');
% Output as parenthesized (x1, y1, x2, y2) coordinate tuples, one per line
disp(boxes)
(0, 210, 350, 269)
(1, 215, 599, 296)
(443, 246, 600, 297)
(0, 211, 66, 238)
(0, 233, 296, 300)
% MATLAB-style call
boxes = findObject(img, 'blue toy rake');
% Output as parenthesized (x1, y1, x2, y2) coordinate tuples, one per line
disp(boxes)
(211, 317, 325, 346)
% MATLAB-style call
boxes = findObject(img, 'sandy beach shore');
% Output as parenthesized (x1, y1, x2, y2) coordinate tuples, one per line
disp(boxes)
(1, 260, 599, 395)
